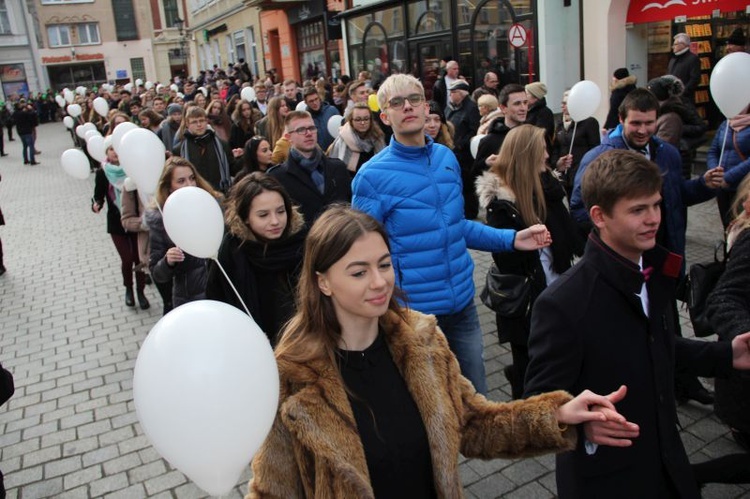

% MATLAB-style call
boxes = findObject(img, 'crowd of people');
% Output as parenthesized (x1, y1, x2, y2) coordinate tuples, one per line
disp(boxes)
(1, 27, 748, 497)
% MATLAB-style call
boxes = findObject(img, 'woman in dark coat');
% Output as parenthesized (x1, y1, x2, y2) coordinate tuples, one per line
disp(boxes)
(206, 172, 305, 344)
(604, 68, 637, 131)
(476, 125, 582, 399)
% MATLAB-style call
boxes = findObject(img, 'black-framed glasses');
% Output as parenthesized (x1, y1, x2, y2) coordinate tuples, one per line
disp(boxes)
(385, 93, 424, 110)
(290, 126, 318, 135)
(352, 117, 371, 123)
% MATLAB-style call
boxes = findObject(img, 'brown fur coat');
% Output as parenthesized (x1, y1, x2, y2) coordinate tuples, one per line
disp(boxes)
(247, 309, 577, 498)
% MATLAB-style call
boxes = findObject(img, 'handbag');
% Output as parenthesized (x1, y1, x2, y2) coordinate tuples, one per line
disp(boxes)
(684, 242, 726, 338)
(480, 263, 532, 318)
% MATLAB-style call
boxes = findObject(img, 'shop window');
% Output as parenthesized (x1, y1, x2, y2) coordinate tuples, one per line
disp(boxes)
(0, 0, 10, 34)
(408, 0, 450, 35)
(348, 7, 404, 46)
(297, 22, 326, 80)
(47, 25, 72, 47)
(77, 23, 100, 45)
(131, 57, 146, 81)
(163, 0, 179, 28)
(363, 24, 387, 83)
(247, 27, 259, 78)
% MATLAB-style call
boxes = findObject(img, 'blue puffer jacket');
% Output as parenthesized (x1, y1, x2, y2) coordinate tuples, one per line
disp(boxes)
(570, 125, 715, 258)
(352, 135, 516, 315)
(707, 121, 750, 190)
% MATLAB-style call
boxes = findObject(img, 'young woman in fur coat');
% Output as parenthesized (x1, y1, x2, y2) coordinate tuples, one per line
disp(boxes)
(476, 125, 583, 399)
(205, 172, 306, 345)
(247, 205, 625, 499)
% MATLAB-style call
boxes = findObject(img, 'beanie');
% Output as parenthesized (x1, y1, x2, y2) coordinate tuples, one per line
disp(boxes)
(167, 103, 182, 115)
(728, 28, 746, 46)
(647, 75, 684, 101)
(525, 82, 547, 100)
(428, 101, 447, 124)
(613, 68, 630, 80)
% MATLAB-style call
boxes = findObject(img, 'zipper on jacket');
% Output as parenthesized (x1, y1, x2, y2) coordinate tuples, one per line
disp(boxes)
(424, 146, 455, 310)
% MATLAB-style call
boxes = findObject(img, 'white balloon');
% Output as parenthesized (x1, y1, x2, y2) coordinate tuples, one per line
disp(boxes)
(84, 129, 100, 141)
(111, 121, 139, 154)
(118, 128, 166, 195)
(103, 135, 114, 152)
(170, 84, 179, 92)
(163, 186, 224, 258)
(60, 149, 90, 180)
(295, 101, 308, 111)
(199, 86, 208, 97)
(93, 97, 109, 118)
(124, 83, 133, 92)
(470, 134, 486, 159)
(144, 81, 154, 90)
(76, 86, 87, 96)
(75, 125, 88, 139)
(63, 88, 75, 104)
(710, 52, 750, 118)
(327, 115, 342, 139)
(87, 135, 107, 163)
(133, 300, 278, 497)
(55, 95, 66, 107)
(123, 177, 138, 192)
(63, 116, 75, 129)
(241, 87, 256, 102)
(566, 80, 602, 123)
(67, 104, 82, 118)
(176, 92, 184, 99)
(156, 84, 164, 93)
(135, 78, 143, 87)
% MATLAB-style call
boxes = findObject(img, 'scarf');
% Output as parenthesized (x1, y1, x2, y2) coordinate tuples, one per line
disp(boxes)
(181, 131, 232, 192)
(329, 123, 377, 172)
(729, 111, 750, 132)
(290, 147, 325, 194)
(103, 161, 127, 210)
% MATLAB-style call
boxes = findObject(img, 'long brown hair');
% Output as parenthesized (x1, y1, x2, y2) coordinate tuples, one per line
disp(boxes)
(346, 102, 385, 144)
(265, 96, 287, 149)
(730, 174, 750, 234)
(154, 156, 221, 208)
(490, 124, 547, 227)
(275, 205, 406, 367)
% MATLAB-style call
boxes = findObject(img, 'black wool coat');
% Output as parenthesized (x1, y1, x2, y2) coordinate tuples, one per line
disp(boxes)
(524, 233, 733, 499)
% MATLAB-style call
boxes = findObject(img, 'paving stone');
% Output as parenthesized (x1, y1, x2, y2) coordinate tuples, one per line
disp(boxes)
(501, 458, 550, 485)
(44, 455, 83, 479)
(82, 445, 120, 467)
(144, 469, 187, 495)
(89, 472, 129, 497)
(102, 452, 142, 476)
(62, 436, 99, 457)
(466, 471, 515, 498)
(55, 486, 90, 499)
(103, 484, 147, 499)
(63, 465, 103, 490)
(128, 460, 167, 483)
(22, 444, 62, 468)
(19, 477, 64, 498)
(3, 466, 43, 489)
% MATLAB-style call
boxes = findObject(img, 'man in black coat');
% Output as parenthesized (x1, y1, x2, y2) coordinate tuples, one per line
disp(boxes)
(431, 59, 460, 113)
(268, 110, 351, 225)
(524, 149, 750, 499)
(473, 84, 527, 174)
(668, 33, 701, 105)
(446, 79, 480, 219)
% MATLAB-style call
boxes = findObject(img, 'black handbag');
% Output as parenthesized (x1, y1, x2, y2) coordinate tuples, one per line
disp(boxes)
(480, 263, 532, 318)
(685, 242, 726, 338)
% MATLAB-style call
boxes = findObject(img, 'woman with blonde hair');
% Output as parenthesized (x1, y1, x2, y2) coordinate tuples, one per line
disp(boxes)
(248, 205, 625, 498)
(328, 102, 385, 175)
(255, 96, 289, 150)
(477, 93, 503, 135)
(145, 156, 222, 308)
(476, 124, 582, 398)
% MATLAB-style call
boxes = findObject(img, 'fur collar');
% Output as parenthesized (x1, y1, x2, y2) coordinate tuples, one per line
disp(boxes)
(475, 171, 515, 209)
(610, 74, 637, 91)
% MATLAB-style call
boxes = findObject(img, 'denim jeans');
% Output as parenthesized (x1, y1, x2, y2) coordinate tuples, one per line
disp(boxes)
(20, 134, 34, 163)
(435, 301, 488, 395)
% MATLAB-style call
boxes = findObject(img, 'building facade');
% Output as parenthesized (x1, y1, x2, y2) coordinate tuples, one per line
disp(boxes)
(0, 0, 46, 99)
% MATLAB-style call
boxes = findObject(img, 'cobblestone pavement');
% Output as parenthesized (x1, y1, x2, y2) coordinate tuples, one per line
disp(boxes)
(0, 122, 748, 498)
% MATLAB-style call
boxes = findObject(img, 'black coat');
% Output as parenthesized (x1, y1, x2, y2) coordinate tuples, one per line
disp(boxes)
(525, 98, 555, 147)
(93, 169, 126, 236)
(552, 117, 601, 195)
(707, 228, 750, 435)
(668, 51, 701, 103)
(446, 98, 480, 161)
(12, 109, 37, 135)
(604, 76, 637, 130)
(0, 361, 13, 498)
(473, 118, 512, 175)
(524, 234, 733, 499)
(268, 153, 351, 225)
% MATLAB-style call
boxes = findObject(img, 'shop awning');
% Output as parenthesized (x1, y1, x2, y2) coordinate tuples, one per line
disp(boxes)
(627, 0, 748, 24)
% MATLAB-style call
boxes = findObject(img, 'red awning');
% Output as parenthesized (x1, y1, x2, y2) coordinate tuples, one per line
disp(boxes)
(627, 0, 748, 24)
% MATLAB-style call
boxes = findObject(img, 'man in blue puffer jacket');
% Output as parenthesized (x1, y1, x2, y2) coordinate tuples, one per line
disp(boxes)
(352, 74, 552, 394)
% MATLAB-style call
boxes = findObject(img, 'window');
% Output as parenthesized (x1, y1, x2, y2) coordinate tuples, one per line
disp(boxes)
(48, 25, 72, 47)
(0, 0, 10, 34)
(77, 23, 100, 44)
(248, 27, 259, 78)
(163, 0, 179, 28)
(112, 0, 138, 41)
(234, 30, 246, 64)
(226, 35, 234, 64)
(130, 57, 146, 81)
(212, 39, 221, 68)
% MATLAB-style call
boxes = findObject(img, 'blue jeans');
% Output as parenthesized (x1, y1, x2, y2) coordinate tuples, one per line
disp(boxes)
(20, 134, 34, 163)
(435, 301, 488, 395)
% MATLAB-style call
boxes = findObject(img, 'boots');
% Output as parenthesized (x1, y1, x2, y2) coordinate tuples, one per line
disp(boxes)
(125, 287, 135, 307)
(137, 290, 150, 310)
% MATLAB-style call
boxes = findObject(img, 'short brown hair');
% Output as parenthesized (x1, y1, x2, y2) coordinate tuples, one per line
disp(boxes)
(582, 149, 663, 215)
(302, 86, 319, 100)
(348, 80, 366, 98)
(284, 110, 312, 129)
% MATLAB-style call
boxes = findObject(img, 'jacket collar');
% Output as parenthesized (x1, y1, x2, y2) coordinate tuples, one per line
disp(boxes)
(475, 170, 515, 209)
(388, 133, 434, 160)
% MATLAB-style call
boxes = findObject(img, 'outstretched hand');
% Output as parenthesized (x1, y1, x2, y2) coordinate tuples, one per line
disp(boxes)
(514, 224, 552, 251)
(582, 385, 640, 447)
(732, 331, 750, 370)
(556, 385, 628, 426)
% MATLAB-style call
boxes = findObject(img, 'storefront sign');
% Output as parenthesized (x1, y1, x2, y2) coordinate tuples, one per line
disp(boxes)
(288, 0, 324, 24)
(0, 63, 26, 82)
(116, 70, 128, 78)
(627, 0, 748, 24)
(508, 23, 528, 48)
(325, 11, 342, 40)
(41, 54, 104, 64)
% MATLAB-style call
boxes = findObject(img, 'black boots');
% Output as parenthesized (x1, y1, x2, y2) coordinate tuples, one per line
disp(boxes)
(125, 287, 135, 307)
(137, 290, 150, 310)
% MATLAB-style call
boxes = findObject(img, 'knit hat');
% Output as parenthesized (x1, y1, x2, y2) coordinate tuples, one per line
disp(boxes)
(167, 103, 182, 115)
(613, 68, 630, 80)
(449, 80, 470, 92)
(525, 82, 547, 99)
(647, 75, 684, 101)
(728, 28, 746, 46)
(428, 101, 447, 124)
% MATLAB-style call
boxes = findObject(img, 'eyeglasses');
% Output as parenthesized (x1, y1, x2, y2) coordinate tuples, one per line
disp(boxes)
(352, 117, 371, 123)
(289, 126, 318, 135)
(385, 93, 424, 109)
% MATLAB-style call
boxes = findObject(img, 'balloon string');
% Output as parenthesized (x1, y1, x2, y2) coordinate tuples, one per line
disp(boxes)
(717, 122, 729, 173)
(212, 257, 252, 317)
(567, 121, 578, 157)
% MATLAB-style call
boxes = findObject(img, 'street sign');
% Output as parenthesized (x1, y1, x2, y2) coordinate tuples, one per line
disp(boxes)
(508, 24, 528, 48)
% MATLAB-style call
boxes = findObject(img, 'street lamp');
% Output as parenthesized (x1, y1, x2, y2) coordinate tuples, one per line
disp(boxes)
(174, 17, 187, 75)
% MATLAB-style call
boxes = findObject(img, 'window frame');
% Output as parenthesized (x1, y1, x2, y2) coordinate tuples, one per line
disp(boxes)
(47, 25, 73, 47)
(77, 23, 100, 45)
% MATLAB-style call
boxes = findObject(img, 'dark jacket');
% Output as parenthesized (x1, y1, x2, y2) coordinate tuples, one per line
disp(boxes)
(473, 118, 513, 174)
(668, 50, 701, 103)
(0, 361, 14, 498)
(205, 207, 306, 345)
(173, 129, 240, 192)
(308, 102, 341, 150)
(268, 151, 351, 225)
(431, 76, 449, 111)
(707, 227, 750, 435)
(145, 208, 209, 307)
(12, 109, 37, 135)
(525, 97, 555, 148)
(93, 169, 126, 236)
(707, 121, 750, 190)
(604, 75, 637, 130)
(552, 116, 601, 195)
(446, 97, 480, 161)
(525, 234, 733, 499)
